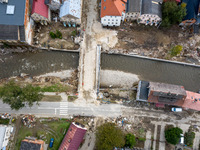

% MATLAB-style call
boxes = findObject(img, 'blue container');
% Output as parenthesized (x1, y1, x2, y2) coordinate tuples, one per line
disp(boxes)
(49, 138, 54, 148)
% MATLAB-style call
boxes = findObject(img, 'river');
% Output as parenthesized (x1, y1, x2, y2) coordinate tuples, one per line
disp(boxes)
(0, 51, 199, 92)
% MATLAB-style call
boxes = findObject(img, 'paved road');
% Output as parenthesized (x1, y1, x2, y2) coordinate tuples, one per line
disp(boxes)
(0, 100, 123, 117)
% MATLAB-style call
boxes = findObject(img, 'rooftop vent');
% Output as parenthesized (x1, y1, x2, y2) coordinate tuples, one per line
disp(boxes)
(6, 5, 15, 15)
(0, 0, 8, 3)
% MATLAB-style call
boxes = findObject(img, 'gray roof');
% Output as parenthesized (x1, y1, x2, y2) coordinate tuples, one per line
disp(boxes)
(127, 0, 141, 12)
(0, 0, 26, 26)
(0, 25, 25, 41)
(149, 82, 187, 96)
(20, 141, 41, 150)
(0, 126, 6, 149)
(141, 0, 162, 18)
(137, 80, 149, 101)
(45, 0, 50, 5)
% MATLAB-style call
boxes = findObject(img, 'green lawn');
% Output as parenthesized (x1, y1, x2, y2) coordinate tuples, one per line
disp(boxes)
(0, 118, 9, 125)
(15, 119, 71, 150)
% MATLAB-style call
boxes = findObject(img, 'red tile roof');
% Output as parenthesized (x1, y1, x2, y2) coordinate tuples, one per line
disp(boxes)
(32, 0, 49, 19)
(59, 122, 87, 150)
(182, 91, 200, 111)
(101, 0, 127, 18)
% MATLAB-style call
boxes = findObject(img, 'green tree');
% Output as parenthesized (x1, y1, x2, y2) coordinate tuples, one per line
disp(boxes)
(184, 131, 195, 147)
(125, 133, 136, 148)
(162, 1, 187, 27)
(165, 127, 183, 145)
(96, 123, 125, 150)
(0, 81, 43, 110)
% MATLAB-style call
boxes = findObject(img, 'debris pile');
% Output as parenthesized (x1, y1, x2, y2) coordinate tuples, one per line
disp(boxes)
(0, 113, 11, 119)
(22, 115, 36, 128)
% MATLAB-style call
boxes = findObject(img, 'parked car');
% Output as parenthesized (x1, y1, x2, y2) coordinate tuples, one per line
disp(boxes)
(49, 138, 54, 148)
(180, 134, 184, 144)
(171, 108, 182, 112)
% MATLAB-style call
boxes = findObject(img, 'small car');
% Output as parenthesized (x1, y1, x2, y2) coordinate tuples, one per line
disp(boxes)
(171, 107, 182, 112)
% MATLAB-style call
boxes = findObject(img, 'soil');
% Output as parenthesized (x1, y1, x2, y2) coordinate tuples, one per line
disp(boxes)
(33, 22, 80, 50)
(105, 22, 200, 65)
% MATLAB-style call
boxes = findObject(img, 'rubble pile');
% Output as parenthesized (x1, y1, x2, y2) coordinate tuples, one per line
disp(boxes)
(22, 115, 36, 128)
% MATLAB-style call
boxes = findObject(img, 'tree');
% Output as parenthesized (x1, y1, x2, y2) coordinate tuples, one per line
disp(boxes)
(125, 133, 136, 148)
(96, 123, 125, 150)
(162, 1, 187, 27)
(170, 45, 183, 57)
(0, 81, 43, 110)
(165, 127, 183, 145)
(184, 131, 195, 147)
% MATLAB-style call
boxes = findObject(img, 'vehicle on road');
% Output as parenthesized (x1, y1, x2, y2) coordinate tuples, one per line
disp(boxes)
(171, 108, 182, 112)
(49, 138, 54, 148)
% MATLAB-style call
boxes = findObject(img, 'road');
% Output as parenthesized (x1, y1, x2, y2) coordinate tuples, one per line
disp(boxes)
(0, 100, 123, 117)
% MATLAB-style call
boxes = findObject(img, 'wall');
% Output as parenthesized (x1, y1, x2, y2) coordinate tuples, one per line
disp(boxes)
(101, 16, 122, 26)
(138, 14, 161, 26)
(125, 12, 140, 21)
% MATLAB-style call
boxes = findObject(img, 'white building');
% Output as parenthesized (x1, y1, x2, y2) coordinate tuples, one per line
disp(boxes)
(100, 0, 127, 27)
(59, 0, 81, 24)
(0, 125, 13, 150)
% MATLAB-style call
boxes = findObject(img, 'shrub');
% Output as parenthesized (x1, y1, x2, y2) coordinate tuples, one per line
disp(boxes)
(71, 30, 77, 36)
(165, 127, 183, 145)
(49, 31, 56, 39)
(184, 131, 195, 147)
(96, 123, 125, 150)
(56, 30, 62, 39)
(170, 45, 183, 57)
(125, 134, 136, 148)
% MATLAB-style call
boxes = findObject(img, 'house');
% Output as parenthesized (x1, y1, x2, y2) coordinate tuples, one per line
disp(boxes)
(20, 138, 45, 150)
(125, 0, 141, 21)
(59, 122, 87, 150)
(100, 0, 127, 27)
(0, 0, 33, 44)
(0, 125, 13, 150)
(45, 0, 62, 11)
(31, 0, 51, 23)
(137, 0, 162, 26)
(137, 80, 200, 111)
(59, 0, 81, 24)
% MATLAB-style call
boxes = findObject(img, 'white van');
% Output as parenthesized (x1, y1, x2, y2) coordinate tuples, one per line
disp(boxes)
(180, 134, 184, 144)
(171, 107, 182, 112)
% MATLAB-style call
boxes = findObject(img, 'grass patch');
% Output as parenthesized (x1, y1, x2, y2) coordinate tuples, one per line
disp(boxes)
(15, 119, 71, 150)
(0, 118, 9, 125)
(35, 84, 72, 93)
(42, 95, 62, 102)
(68, 96, 77, 102)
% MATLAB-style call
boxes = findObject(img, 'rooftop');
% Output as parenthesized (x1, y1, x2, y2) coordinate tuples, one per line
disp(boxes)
(101, 0, 127, 18)
(149, 82, 187, 96)
(0, 0, 26, 26)
(0, 126, 6, 149)
(182, 91, 200, 111)
(20, 139, 44, 150)
(59, 122, 87, 150)
(141, 0, 162, 18)
(32, 0, 49, 19)
(136, 80, 149, 101)
(126, 0, 141, 13)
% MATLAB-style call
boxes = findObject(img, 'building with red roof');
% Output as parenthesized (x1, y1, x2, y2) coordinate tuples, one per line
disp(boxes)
(59, 122, 87, 150)
(137, 80, 200, 111)
(101, 0, 127, 26)
(31, 0, 50, 22)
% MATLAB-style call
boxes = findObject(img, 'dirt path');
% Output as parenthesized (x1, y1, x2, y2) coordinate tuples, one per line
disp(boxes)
(144, 131, 152, 149)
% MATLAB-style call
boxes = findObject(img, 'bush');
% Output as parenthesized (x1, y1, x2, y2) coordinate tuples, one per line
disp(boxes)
(125, 133, 136, 148)
(49, 32, 56, 39)
(71, 30, 77, 36)
(56, 30, 62, 39)
(184, 131, 195, 147)
(49, 30, 62, 39)
(170, 45, 183, 57)
(96, 123, 125, 150)
(165, 127, 183, 145)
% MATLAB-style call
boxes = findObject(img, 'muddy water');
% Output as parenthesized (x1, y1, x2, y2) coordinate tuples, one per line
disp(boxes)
(0, 51, 199, 92)
(0, 51, 79, 79)
(101, 53, 200, 92)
